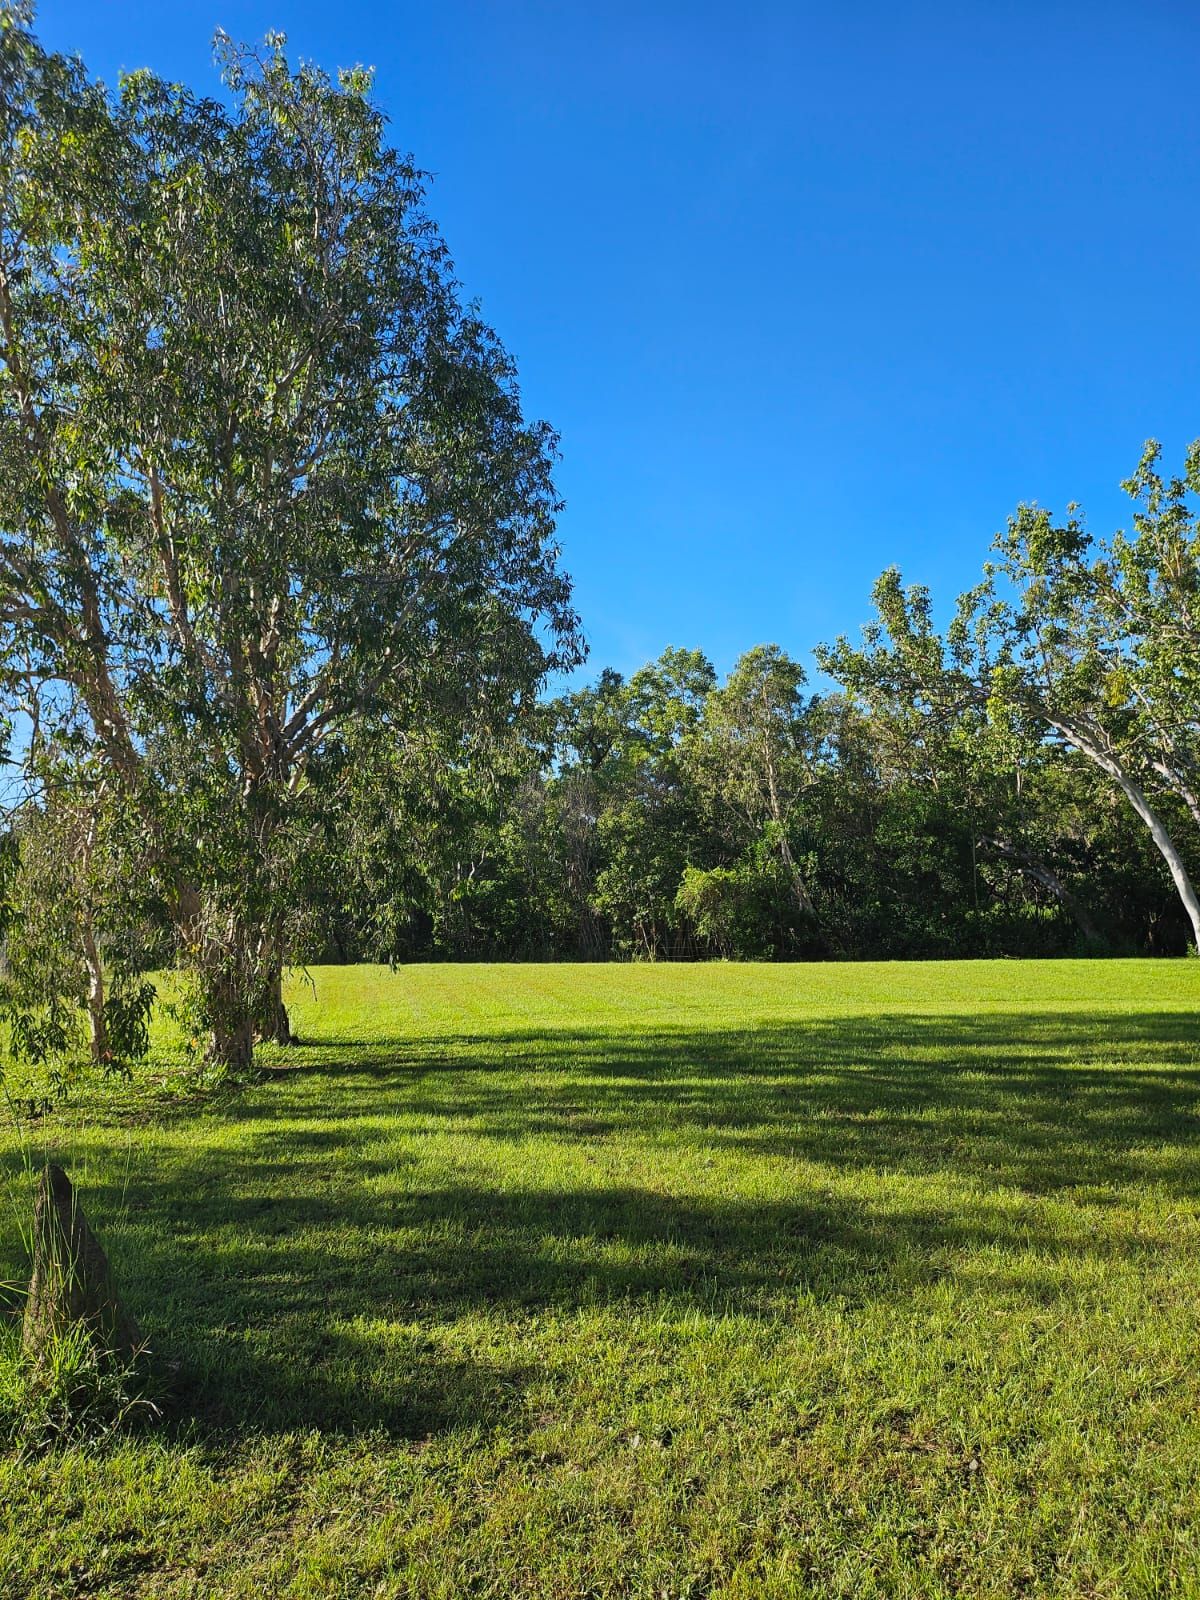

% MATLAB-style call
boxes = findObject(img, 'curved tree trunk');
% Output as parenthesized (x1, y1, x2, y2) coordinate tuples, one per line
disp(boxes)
(980, 835, 1104, 946)
(1122, 784, 1200, 951)
(1045, 715, 1200, 953)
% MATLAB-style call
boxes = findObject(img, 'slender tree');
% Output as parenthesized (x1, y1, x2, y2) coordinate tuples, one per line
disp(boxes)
(686, 645, 822, 934)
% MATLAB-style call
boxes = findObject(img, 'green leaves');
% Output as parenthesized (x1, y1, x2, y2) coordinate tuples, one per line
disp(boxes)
(0, 19, 580, 1066)
(822, 441, 1200, 950)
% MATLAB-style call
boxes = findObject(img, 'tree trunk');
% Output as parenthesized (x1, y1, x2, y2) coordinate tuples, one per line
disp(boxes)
(257, 940, 294, 1043)
(779, 833, 817, 919)
(1121, 782, 1200, 952)
(1045, 715, 1200, 954)
(81, 918, 106, 1064)
(23, 1165, 142, 1366)
(209, 1013, 255, 1075)
(77, 810, 107, 1063)
(186, 905, 263, 1073)
(980, 836, 1104, 946)
(258, 966, 293, 1046)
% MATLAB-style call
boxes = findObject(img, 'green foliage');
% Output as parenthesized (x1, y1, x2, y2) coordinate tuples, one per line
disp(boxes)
(0, 13, 581, 1069)
(99, 980, 156, 1066)
(674, 861, 784, 957)
(819, 442, 1200, 953)
(311, 629, 1189, 964)
(1, 8, 1193, 1017)
(0, 1322, 158, 1451)
(0, 783, 158, 1103)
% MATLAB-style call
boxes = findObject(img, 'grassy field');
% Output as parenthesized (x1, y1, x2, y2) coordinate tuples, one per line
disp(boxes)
(1, 959, 1199, 1598)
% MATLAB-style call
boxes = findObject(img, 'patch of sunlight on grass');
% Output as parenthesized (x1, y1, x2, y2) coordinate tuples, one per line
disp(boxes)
(0, 958, 1197, 1598)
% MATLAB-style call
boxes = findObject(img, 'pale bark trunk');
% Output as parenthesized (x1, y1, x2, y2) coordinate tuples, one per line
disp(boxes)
(1118, 779, 1200, 951)
(1046, 716, 1200, 952)
(778, 833, 816, 919)
(758, 714, 815, 919)
(980, 836, 1104, 946)
(756, 695, 817, 925)
(81, 919, 106, 1064)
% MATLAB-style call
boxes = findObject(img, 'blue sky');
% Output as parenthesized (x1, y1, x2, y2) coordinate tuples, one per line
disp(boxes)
(35, 0, 1200, 685)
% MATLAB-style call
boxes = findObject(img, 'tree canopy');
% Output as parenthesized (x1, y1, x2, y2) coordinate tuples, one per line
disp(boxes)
(0, 10, 581, 1070)
(820, 443, 1200, 951)
(0, 9, 1195, 1098)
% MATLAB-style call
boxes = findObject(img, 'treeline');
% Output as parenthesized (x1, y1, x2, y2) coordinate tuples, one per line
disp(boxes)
(315, 440, 1200, 966)
(312, 641, 1188, 964)
(1, 17, 1197, 1092)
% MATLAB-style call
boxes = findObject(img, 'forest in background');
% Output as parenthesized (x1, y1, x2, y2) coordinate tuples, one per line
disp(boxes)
(2, 12, 1198, 1098)
(314, 634, 1189, 967)
(315, 446, 1200, 969)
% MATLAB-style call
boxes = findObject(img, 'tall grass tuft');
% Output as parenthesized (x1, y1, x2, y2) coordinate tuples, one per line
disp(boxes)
(0, 1321, 160, 1451)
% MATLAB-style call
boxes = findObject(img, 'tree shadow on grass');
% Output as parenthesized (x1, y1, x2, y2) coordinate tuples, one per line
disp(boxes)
(163, 1316, 535, 1441)
(266, 1007, 1200, 1195)
(4, 1006, 1198, 1440)
(95, 1180, 1122, 1441)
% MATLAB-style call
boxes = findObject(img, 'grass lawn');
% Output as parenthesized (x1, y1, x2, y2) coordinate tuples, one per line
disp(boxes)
(1, 958, 1199, 1598)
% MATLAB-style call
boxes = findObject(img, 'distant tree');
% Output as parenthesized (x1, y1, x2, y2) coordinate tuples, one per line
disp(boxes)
(685, 645, 823, 948)
(0, 15, 581, 1069)
(590, 650, 715, 957)
(537, 650, 717, 959)
(805, 688, 1134, 956)
(311, 633, 1181, 964)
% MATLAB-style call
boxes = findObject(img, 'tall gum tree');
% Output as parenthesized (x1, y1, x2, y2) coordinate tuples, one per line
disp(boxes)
(0, 14, 582, 1069)
(819, 444, 1200, 952)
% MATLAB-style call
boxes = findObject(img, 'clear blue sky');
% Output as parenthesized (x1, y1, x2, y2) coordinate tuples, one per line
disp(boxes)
(35, 0, 1200, 684)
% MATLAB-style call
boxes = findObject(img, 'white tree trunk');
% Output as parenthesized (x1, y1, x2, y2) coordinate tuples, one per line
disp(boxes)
(83, 923, 105, 1064)
(1046, 716, 1200, 952)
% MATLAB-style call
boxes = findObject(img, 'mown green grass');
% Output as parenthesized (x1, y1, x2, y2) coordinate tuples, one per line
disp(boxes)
(1, 958, 1199, 1598)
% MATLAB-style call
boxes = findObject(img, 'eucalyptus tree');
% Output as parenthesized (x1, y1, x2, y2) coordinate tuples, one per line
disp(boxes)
(685, 645, 822, 935)
(537, 650, 716, 958)
(589, 649, 716, 957)
(0, 13, 580, 1068)
(820, 443, 1200, 950)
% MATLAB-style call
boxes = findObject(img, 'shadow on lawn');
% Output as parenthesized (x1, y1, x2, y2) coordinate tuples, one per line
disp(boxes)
(267, 1007, 1200, 1194)
(8, 1006, 1200, 1439)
